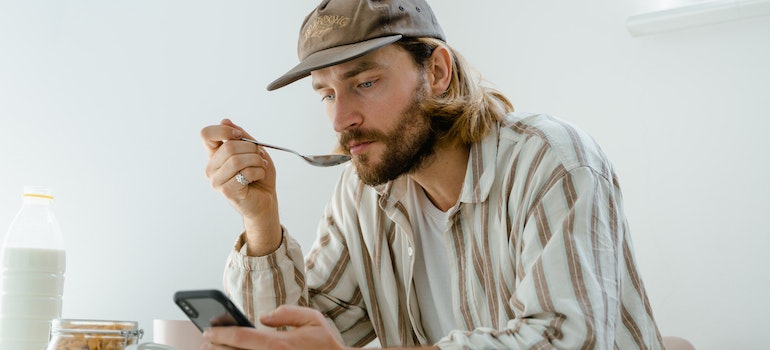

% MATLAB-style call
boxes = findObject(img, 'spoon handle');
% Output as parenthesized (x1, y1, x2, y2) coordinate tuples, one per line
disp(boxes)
(240, 138, 299, 156)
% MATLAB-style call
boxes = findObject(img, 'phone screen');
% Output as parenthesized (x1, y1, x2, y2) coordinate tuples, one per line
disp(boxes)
(174, 290, 254, 331)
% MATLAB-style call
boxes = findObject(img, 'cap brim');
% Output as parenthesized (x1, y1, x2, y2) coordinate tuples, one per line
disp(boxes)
(266, 35, 402, 91)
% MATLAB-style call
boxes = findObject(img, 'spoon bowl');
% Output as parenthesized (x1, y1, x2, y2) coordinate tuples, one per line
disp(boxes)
(240, 138, 350, 167)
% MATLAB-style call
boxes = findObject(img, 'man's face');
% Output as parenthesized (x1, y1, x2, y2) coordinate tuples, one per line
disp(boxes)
(311, 44, 436, 186)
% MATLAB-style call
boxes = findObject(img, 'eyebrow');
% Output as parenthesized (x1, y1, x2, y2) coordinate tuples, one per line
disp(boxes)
(312, 60, 386, 90)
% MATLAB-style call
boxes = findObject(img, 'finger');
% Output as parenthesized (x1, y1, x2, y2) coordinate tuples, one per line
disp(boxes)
(208, 152, 267, 189)
(259, 305, 323, 329)
(205, 137, 265, 172)
(221, 118, 256, 142)
(201, 342, 238, 350)
(203, 327, 241, 346)
(201, 123, 243, 157)
(200, 118, 259, 154)
(234, 162, 269, 186)
(203, 326, 273, 350)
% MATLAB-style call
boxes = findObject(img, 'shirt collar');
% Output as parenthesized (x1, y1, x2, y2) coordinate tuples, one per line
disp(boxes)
(458, 121, 499, 204)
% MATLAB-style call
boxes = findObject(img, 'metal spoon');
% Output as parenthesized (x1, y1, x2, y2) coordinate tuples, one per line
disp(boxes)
(240, 138, 350, 167)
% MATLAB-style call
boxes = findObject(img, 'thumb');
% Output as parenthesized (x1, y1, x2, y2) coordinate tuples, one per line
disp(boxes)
(259, 305, 322, 328)
(221, 118, 255, 140)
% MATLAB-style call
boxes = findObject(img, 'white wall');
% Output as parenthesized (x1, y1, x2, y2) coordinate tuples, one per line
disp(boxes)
(1, 1, 767, 349)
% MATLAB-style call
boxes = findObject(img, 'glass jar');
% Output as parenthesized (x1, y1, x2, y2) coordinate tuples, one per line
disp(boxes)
(46, 319, 144, 350)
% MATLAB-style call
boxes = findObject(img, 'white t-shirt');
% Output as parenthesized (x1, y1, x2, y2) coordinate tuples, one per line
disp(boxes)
(407, 182, 458, 343)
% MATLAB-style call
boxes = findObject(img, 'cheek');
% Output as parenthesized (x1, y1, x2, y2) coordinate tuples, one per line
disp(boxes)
(376, 86, 419, 122)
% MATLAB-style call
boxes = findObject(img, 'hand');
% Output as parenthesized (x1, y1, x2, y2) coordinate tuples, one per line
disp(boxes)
(202, 305, 348, 350)
(201, 119, 282, 256)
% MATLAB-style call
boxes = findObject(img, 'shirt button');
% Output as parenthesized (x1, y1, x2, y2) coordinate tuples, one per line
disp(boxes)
(407, 246, 413, 257)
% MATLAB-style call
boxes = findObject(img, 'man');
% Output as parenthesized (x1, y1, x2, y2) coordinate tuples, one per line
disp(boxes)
(200, 0, 663, 349)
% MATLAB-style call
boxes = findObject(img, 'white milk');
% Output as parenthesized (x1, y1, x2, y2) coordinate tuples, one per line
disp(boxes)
(0, 246, 66, 348)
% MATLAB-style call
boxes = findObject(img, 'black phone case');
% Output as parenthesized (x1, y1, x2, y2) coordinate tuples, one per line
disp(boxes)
(173, 289, 255, 331)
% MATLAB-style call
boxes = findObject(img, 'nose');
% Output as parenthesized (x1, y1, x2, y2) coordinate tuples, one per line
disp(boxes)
(329, 93, 362, 132)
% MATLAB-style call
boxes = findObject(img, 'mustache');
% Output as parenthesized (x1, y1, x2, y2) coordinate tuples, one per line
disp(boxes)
(337, 129, 388, 153)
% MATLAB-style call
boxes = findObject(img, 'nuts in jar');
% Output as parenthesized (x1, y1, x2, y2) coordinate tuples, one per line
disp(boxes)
(46, 319, 144, 350)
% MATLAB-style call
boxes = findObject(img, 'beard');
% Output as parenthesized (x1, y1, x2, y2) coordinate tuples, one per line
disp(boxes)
(338, 84, 437, 186)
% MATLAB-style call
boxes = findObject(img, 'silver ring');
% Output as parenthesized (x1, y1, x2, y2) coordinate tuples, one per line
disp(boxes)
(235, 172, 250, 186)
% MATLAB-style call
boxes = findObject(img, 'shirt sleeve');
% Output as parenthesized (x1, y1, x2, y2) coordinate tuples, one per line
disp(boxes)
(222, 173, 377, 347)
(222, 227, 309, 330)
(436, 166, 660, 349)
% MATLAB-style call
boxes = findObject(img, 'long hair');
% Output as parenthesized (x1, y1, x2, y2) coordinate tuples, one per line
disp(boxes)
(395, 37, 514, 146)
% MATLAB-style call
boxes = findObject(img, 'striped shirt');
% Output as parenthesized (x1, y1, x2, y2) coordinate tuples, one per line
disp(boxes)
(223, 112, 664, 349)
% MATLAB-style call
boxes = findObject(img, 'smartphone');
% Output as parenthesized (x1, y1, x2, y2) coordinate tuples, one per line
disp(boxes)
(173, 289, 254, 331)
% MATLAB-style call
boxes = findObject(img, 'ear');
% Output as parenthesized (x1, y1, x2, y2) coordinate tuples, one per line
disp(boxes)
(426, 45, 452, 96)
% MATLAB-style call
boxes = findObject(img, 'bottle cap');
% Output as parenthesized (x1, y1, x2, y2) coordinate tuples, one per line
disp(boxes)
(23, 186, 54, 200)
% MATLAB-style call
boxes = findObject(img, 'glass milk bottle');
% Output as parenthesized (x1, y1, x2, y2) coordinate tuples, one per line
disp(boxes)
(0, 186, 67, 349)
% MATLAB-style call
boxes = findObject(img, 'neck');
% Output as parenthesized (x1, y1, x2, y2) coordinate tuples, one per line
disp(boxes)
(409, 142, 469, 212)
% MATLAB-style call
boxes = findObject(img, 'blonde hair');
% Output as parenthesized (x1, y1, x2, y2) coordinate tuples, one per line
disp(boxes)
(396, 37, 514, 145)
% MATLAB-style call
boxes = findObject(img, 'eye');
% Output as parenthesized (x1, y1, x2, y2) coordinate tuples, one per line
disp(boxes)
(359, 81, 374, 88)
(320, 93, 335, 102)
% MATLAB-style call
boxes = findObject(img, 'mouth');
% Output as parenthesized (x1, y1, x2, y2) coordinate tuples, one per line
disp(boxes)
(347, 140, 374, 155)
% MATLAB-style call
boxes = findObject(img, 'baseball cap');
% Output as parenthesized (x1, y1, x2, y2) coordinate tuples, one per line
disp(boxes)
(266, 0, 446, 91)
